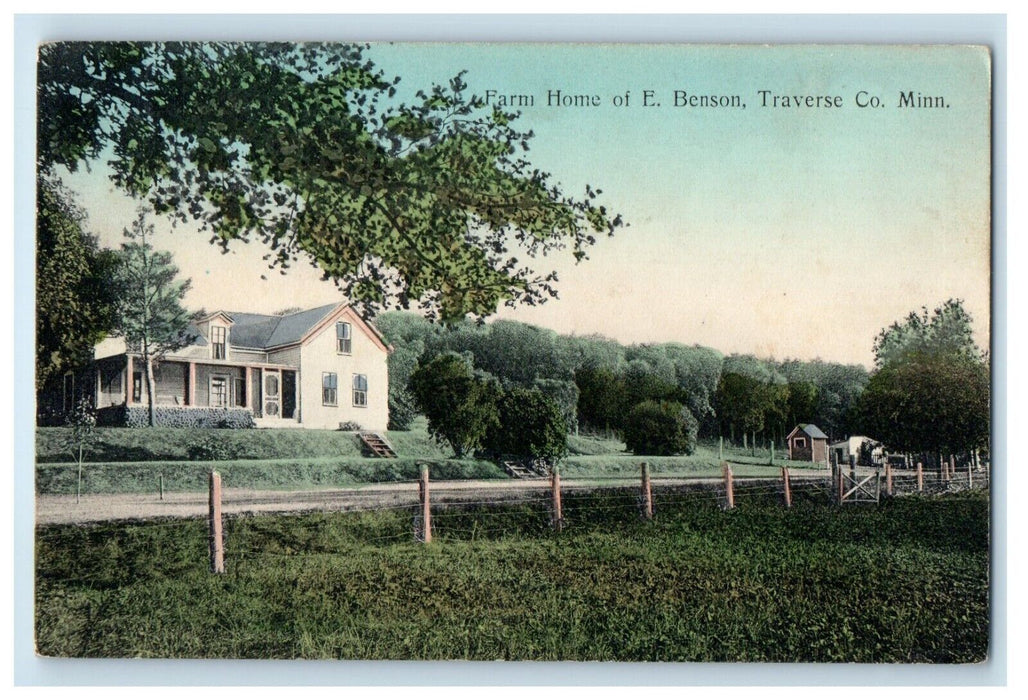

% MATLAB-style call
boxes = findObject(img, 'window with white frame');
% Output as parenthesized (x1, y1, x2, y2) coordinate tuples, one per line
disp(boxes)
(336, 322, 352, 354)
(211, 325, 227, 360)
(352, 374, 368, 407)
(322, 372, 338, 406)
(795, 437, 806, 448)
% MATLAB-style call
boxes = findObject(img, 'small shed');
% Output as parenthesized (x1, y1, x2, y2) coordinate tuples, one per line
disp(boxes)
(829, 435, 883, 467)
(786, 424, 829, 463)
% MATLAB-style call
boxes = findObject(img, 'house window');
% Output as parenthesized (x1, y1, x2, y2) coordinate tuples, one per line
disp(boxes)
(353, 374, 368, 407)
(322, 372, 338, 406)
(336, 322, 352, 354)
(211, 326, 227, 360)
(105, 368, 122, 394)
(63, 372, 75, 413)
(233, 377, 246, 407)
(132, 371, 142, 402)
(210, 376, 229, 407)
(795, 437, 807, 447)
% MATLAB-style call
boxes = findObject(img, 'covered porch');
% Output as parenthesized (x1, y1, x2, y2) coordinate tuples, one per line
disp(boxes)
(94, 355, 301, 424)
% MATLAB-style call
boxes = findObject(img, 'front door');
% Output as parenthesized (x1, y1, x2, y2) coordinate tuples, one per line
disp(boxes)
(282, 371, 297, 420)
(263, 370, 281, 418)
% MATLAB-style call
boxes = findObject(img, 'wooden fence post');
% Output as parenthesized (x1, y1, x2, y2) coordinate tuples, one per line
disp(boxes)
(419, 463, 432, 543)
(837, 463, 845, 505)
(208, 471, 224, 574)
(640, 462, 653, 520)
(849, 454, 856, 484)
(874, 470, 882, 504)
(916, 461, 924, 493)
(719, 436, 724, 462)
(770, 440, 775, 466)
(722, 461, 734, 510)
(967, 457, 973, 488)
(885, 461, 893, 497)
(949, 455, 956, 485)
(159, 473, 164, 501)
(551, 466, 563, 532)
(781, 466, 792, 508)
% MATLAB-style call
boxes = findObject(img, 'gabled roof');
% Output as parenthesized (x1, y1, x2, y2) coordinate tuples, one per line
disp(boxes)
(787, 423, 829, 440)
(219, 303, 339, 349)
(197, 303, 390, 353)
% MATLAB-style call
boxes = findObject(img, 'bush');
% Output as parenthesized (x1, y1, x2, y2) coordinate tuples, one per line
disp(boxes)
(409, 353, 500, 458)
(186, 436, 239, 461)
(623, 400, 698, 456)
(338, 421, 363, 432)
(487, 387, 568, 464)
(95, 405, 256, 429)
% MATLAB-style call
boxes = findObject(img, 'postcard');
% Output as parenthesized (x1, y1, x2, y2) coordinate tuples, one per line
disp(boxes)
(32, 42, 992, 665)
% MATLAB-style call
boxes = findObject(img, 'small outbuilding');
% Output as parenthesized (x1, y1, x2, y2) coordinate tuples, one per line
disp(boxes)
(829, 435, 883, 467)
(786, 423, 829, 463)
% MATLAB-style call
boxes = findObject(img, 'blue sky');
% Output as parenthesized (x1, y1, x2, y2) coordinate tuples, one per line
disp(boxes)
(61, 43, 991, 367)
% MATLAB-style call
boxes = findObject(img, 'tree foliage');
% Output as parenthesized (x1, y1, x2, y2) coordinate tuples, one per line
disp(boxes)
(872, 299, 982, 369)
(488, 387, 569, 464)
(408, 353, 500, 457)
(112, 211, 195, 426)
(38, 42, 624, 321)
(36, 179, 120, 392)
(622, 400, 698, 456)
(856, 351, 989, 455)
(857, 300, 989, 455)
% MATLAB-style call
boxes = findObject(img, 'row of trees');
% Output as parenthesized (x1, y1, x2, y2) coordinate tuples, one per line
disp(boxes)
(375, 311, 870, 447)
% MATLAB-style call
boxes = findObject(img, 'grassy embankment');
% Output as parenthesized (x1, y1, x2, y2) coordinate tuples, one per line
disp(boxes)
(36, 421, 821, 495)
(35, 489, 989, 661)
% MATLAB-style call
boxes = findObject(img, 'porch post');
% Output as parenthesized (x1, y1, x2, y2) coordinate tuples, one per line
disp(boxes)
(125, 355, 134, 405)
(187, 362, 196, 407)
(244, 365, 252, 410)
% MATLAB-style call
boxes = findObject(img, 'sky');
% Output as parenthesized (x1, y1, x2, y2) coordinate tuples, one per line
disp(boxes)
(59, 43, 991, 368)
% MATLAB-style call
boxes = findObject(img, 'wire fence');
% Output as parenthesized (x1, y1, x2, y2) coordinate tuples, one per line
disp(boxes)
(36, 460, 990, 586)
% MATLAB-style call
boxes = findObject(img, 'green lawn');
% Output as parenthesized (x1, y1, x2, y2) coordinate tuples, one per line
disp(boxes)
(36, 423, 824, 494)
(35, 489, 989, 661)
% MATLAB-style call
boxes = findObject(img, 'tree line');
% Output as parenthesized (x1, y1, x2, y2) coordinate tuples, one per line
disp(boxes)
(374, 311, 873, 453)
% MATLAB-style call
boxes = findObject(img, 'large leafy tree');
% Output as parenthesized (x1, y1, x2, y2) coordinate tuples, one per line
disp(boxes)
(857, 300, 989, 456)
(409, 353, 500, 457)
(112, 211, 195, 427)
(38, 42, 623, 321)
(36, 178, 121, 393)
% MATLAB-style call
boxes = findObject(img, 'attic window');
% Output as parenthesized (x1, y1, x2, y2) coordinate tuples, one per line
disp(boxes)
(336, 322, 352, 354)
(211, 326, 227, 360)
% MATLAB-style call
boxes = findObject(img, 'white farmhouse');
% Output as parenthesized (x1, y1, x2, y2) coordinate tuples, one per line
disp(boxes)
(85, 302, 391, 430)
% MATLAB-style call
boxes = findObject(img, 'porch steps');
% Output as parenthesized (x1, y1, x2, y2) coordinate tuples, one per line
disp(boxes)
(359, 432, 397, 458)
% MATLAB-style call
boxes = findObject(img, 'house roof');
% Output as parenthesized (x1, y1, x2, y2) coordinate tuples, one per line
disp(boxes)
(221, 303, 340, 349)
(787, 423, 829, 441)
(202, 303, 390, 352)
(799, 424, 828, 439)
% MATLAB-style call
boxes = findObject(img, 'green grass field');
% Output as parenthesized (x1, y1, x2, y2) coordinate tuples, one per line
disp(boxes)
(36, 423, 820, 495)
(35, 489, 989, 661)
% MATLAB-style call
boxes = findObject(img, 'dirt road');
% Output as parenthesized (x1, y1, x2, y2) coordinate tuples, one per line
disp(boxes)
(35, 476, 752, 525)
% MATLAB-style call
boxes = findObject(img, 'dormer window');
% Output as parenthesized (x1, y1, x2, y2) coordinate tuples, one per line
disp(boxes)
(336, 322, 352, 354)
(211, 325, 227, 360)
